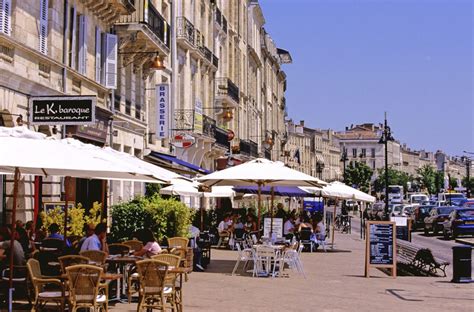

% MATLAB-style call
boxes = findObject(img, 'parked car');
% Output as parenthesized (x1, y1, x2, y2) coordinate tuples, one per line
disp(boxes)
(400, 205, 415, 217)
(390, 204, 404, 216)
(442, 208, 474, 239)
(459, 199, 474, 208)
(424, 206, 456, 235)
(412, 205, 435, 230)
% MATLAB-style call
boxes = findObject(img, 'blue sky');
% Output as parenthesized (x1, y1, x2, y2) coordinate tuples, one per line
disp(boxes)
(259, 0, 473, 156)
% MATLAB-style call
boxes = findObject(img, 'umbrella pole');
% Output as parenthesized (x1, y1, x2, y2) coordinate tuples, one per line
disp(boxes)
(200, 196, 204, 231)
(64, 176, 70, 245)
(8, 167, 20, 312)
(270, 187, 274, 237)
(331, 200, 337, 249)
(257, 183, 262, 237)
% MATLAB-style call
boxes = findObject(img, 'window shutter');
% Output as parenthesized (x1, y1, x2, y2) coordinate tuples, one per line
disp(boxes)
(95, 27, 102, 83)
(70, 6, 77, 69)
(38, 0, 48, 54)
(78, 15, 87, 74)
(104, 33, 117, 89)
(1, 0, 12, 36)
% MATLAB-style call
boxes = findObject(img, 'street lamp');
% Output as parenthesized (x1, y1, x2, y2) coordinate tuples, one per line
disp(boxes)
(378, 112, 394, 219)
(340, 146, 348, 183)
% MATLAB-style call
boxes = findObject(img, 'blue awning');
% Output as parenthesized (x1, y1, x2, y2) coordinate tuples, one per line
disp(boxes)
(149, 151, 211, 175)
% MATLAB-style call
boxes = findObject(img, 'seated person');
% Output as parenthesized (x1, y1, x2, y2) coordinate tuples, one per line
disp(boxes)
(244, 214, 257, 233)
(233, 217, 244, 230)
(76, 223, 96, 252)
(189, 225, 205, 271)
(283, 216, 295, 238)
(315, 217, 326, 241)
(134, 229, 162, 258)
(298, 215, 313, 232)
(47, 223, 71, 247)
(80, 223, 109, 254)
(0, 226, 25, 265)
(218, 215, 233, 236)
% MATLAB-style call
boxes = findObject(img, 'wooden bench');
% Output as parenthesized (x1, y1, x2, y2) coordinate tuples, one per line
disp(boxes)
(396, 240, 450, 277)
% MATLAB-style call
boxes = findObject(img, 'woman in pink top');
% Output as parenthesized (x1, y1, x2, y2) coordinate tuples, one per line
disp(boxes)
(133, 229, 162, 258)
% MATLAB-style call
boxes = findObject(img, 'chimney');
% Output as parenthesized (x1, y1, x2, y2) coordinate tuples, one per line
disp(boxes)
(345, 126, 348, 131)
(300, 120, 304, 127)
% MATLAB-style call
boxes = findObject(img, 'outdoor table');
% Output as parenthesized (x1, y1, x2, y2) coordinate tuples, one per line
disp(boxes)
(106, 255, 143, 300)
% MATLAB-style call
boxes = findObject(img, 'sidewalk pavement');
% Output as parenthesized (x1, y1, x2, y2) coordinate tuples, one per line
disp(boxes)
(111, 229, 474, 312)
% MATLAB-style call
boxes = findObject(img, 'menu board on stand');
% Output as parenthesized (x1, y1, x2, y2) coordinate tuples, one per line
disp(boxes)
(365, 221, 397, 278)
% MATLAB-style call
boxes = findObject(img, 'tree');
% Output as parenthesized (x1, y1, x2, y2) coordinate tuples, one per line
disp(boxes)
(462, 176, 474, 197)
(374, 167, 414, 193)
(416, 164, 437, 195)
(344, 161, 373, 193)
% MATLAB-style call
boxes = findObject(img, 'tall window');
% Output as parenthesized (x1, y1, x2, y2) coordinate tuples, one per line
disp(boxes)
(371, 148, 376, 158)
(0, 0, 12, 36)
(352, 148, 357, 158)
(361, 148, 366, 158)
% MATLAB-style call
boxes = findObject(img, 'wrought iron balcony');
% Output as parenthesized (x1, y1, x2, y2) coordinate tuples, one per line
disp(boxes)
(200, 46, 213, 64)
(116, 0, 170, 50)
(215, 77, 239, 105)
(240, 139, 259, 158)
(214, 126, 230, 149)
(177, 16, 195, 48)
(222, 16, 228, 33)
(212, 54, 219, 69)
(82, 0, 135, 23)
(203, 115, 216, 138)
(173, 109, 194, 131)
(215, 7, 222, 27)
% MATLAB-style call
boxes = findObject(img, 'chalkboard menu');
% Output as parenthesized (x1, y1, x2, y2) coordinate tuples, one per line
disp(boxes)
(365, 221, 396, 278)
(369, 223, 394, 265)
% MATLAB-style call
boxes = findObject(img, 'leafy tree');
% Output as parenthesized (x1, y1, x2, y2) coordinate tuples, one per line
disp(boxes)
(344, 161, 373, 193)
(416, 164, 437, 195)
(374, 167, 414, 193)
(462, 177, 474, 196)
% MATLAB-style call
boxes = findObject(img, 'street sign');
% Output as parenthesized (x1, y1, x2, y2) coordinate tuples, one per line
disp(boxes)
(30, 96, 96, 125)
(171, 132, 195, 148)
(365, 221, 396, 278)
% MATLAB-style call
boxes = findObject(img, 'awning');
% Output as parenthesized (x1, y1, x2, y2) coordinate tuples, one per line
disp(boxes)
(148, 151, 211, 175)
(233, 186, 315, 198)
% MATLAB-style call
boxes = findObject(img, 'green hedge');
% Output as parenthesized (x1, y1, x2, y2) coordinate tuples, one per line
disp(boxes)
(110, 195, 194, 243)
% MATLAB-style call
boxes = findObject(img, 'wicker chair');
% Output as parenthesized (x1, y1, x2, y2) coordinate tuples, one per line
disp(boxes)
(108, 243, 131, 256)
(136, 259, 177, 312)
(167, 237, 189, 249)
(66, 264, 107, 312)
(58, 255, 89, 274)
(80, 250, 107, 265)
(123, 240, 144, 252)
(27, 258, 68, 311)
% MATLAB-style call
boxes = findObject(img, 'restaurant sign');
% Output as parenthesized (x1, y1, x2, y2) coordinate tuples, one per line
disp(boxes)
(30, 96, 96, 125)
(156, 84, 169, 139)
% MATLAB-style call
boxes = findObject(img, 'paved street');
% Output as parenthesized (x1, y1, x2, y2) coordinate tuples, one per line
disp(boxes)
(110, 227, 473, 312)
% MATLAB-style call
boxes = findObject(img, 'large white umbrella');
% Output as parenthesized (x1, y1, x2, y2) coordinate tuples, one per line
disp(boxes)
(303, 181, 375, 203)
(197, 158, 326, 231)
(0, 126, 170, 309)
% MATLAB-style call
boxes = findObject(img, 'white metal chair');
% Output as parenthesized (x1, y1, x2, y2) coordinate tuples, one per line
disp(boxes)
(282, 249, 306, 278)
(231, 243, 254, 275)
(253, 245, 278, 278)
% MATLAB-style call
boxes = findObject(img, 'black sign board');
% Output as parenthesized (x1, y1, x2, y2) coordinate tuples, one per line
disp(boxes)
(369, 223, 394, 265)
(30, 96, 96, 125)
(365, 221, 396, 278)
(396, 226, 409, 241)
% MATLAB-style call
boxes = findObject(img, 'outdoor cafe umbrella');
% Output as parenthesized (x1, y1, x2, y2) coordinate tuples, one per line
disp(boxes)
(196, 158, 326, 234)
(0, 126, 171, 311)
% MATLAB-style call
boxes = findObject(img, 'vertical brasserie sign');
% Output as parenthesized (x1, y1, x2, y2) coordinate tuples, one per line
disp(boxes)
(30, 96, 96, 125)
(156, 84, 169, 139)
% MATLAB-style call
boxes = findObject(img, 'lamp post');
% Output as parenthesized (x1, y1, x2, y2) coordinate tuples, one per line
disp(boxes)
(340, 146, 348, 183)
(378, 112, 394, 220)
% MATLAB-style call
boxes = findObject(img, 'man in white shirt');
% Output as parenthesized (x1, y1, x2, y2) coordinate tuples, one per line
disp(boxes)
(283, 217, 295, 236)
(217, 215, 232, 248)
(80, 223, 109, 254)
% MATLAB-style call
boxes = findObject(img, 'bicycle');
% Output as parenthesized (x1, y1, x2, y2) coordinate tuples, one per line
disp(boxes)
(334, 214, 350, 233)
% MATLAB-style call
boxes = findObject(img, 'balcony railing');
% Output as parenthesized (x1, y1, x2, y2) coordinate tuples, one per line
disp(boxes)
(215, 7, 222, 26)
(264, 149, 271, 160)
(240, 140, 259, 158)
(212, 54, 219, 69)
(222, 16, 228, 33)
(177, 16, 195, 46)
(214, 126, 230, 149)
(203, 115, 216, 138)
(200, 46, 213, 63)
(173, 109, 194, 131)
(216, 77, 239, 104)
(117, 0, 170, 48)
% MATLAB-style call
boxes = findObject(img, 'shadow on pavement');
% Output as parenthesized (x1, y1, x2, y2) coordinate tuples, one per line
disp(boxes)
(385, 289, 424, 302)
